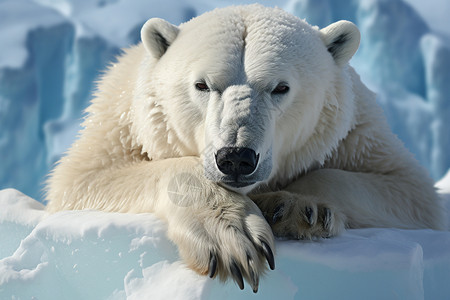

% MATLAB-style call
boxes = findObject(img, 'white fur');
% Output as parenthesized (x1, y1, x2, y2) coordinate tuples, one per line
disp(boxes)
(46, 4, 446, 290)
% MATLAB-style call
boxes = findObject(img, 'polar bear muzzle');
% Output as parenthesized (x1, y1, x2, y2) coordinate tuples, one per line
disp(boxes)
(202, 84, 275, 192)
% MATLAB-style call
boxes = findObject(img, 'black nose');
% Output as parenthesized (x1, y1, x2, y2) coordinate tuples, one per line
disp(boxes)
(215, 147, 259, 176)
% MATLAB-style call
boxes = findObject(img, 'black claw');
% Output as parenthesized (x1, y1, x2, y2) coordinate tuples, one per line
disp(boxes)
(252, 282, 259, 293)
(323, 208, 332, 231)
(248, 257, 259, 293)
(261, 241, 275, 270)
(208, 252, 217, 278)
(305, 206, 314, 225)
(272, 204, 284, 225)
(230, 260, 244, 290)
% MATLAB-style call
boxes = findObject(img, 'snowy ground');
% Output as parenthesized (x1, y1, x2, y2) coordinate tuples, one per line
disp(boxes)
(1, 171, 449, 299)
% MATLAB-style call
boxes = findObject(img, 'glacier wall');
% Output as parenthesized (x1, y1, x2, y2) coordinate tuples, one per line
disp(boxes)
(0, 0, 449, 201)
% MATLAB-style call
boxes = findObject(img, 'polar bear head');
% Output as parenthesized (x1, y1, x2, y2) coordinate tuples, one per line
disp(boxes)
(137, 5, 360, 193)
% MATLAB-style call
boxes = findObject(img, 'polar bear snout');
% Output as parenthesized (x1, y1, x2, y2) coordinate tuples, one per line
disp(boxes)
(215, 147, 259, 178)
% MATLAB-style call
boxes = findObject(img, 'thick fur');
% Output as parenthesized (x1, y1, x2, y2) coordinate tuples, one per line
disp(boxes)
(46, 5, 446, 291)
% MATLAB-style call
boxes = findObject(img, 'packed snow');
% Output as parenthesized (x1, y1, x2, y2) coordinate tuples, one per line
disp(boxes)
(1, 0, 450, 299)
(1, 178, 450, 299)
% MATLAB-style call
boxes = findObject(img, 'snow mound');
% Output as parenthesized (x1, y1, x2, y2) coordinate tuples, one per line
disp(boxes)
(1, 186, 450, 299)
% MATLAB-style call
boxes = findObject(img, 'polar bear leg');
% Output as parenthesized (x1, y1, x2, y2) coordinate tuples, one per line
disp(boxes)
(165, 185, 275, 292)
(150, 158, 276, 292)
(251, 168, 446, 238)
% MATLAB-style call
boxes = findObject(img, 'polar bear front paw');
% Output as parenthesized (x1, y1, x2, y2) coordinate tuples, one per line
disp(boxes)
(171, 199, 275, 293)
(250, 191, 346, 239)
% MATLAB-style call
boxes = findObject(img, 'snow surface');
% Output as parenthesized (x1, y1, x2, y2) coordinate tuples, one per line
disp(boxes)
(1, 0, 450, 201)
(1, 183, 450, 299)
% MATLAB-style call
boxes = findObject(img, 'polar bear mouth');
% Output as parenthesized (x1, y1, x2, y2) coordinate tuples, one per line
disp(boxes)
(222, 181, 257, 189)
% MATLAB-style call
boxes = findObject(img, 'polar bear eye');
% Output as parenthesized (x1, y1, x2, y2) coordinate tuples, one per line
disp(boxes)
(195, 81, 210, 92)
(271, 83, 290, 95)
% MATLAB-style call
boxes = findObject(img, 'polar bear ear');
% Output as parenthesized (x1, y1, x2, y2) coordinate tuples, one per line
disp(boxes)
(320, 20, 360, 67)
(141, 18, 180, 59)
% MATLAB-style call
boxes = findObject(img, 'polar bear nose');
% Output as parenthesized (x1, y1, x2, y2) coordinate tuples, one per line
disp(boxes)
(215, 147, 259, 176)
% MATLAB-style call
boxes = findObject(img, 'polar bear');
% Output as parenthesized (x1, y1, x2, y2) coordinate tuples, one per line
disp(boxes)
(46, 4, 446, 292)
